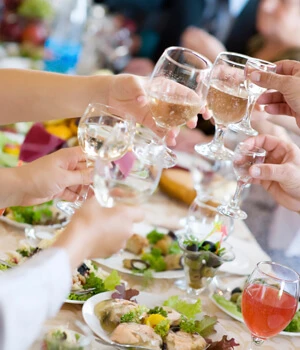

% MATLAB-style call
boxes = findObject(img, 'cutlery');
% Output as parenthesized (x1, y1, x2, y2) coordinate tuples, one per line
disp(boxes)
(0, 259, 13, 268)
(70, 287, 96, 295)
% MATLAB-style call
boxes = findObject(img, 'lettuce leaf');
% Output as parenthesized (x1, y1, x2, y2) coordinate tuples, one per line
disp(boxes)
(213, 294, 242, 319)
(104, 270, 121, 291)
(284, 310, 300, 332)
(163, 296, 201, 319)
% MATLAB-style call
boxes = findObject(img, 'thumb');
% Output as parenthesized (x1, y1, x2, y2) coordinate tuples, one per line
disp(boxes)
(250, 70, 290, 92)
(249, 164, 286, 182)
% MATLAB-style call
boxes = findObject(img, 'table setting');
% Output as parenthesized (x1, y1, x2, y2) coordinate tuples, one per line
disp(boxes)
(0, 46, 300, 350)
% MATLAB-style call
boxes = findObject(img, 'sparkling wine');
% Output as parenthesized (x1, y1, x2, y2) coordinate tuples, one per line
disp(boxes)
(148, 93, 201, 128)
(207, 80, 248, 126)
(77, 123, 131, 161)
(242, 284, 297, 338)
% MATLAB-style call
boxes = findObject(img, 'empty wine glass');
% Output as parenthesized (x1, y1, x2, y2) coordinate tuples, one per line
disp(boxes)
(242, 261, 299, 349)
(229, 58, 276, 136)
(218, 142, 266, 220)
(147, 46, 212, 168)
(57, 103, 135, 216)
(93, 125, 164, 207)
(195, 52, 251, 161)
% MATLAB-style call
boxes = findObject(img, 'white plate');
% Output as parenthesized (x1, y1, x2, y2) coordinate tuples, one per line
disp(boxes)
(94, 222, 185, 279)
(209, 292, 300, 337)
(82, 291, 225, 345)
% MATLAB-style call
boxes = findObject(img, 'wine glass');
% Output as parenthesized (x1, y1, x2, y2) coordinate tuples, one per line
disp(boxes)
(195, 52, 250, 161)
(93, 125, 164, 207)
(242, 261, 299, 348)
(229, 58, 277, 136)
(147, 46, 212, 168)
(57, 103, 135, 216)
(218, 142, 266, 220)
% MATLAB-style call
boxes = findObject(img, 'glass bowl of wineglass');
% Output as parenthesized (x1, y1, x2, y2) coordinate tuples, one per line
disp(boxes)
(229, 58, 276, 136)
(242, 261, 299, 348)
(56, 103, 136, 216)
(218, 142, 266, 220)
(195, 52, 250, 161)
(147, 46, 212, 168)
(93, 125, 165, 207)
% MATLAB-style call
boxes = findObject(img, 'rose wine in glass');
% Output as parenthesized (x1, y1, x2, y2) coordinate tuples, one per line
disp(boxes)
(148, 46, 212, 168)
(195, 52, 250, 161)
(218, 142, 266, 220)
(229, 58, 276, 136)
(242, 261, 299, 348)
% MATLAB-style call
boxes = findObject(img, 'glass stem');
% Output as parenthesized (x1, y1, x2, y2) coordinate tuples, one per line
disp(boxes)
(244, 94, 258, 124)
(229, 180, 246, 209)
(211, 124, 226, 150)
(248, 335, 264, 349)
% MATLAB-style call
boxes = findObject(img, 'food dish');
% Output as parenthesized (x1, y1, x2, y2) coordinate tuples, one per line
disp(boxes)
(210, 288, 300, 337)
(0, 200, 68, 230)
(82, 289, 234, 349)
(94, 222, 185, 280)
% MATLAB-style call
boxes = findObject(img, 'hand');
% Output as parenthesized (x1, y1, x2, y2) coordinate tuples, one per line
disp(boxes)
(53, 198, 144, 268)
(245, 134, 300, 211)
(251, 60, 300, 127)
(107, 74, 199, 146)
(14, 147, 92, 206)
(180, 27, 225, 63)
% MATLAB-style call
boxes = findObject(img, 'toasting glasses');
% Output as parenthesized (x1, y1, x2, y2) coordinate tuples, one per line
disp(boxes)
(57, 103, 135, 216)
(93, 126, 164, 207)
(242, 261, 299, 349)
(147, 46, 212, 168)
(218, 142, 266, 220)
(195, 52, 250, 161)
(229, 58, 276, 136)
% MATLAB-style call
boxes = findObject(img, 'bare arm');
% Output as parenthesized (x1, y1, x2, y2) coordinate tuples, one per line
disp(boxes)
(0, 69, 111, 124)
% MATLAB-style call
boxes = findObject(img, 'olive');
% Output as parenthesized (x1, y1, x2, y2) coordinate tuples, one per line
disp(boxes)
(77, 263, 90, 276)
(186, 243, 198, 252)
(199, 241, 216, 253)
(170, 326, 180, 332)
(231, 287, 243, 295)
(206, 255, 221, 268)
(230, 292, 242, 303)
(168, 230, 177, 241)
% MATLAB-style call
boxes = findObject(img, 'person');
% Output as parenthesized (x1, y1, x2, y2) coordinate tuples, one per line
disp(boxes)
(0, 69, 198, 147)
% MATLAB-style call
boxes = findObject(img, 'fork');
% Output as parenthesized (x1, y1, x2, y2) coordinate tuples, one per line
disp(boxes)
(0, 259, 13, 268)
(69, 287, 96, 295)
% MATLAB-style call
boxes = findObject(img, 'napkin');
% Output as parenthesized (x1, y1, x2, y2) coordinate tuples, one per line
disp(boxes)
(19, 123, 65, 162)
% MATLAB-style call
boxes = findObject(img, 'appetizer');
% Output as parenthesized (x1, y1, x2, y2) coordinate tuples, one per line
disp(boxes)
(43, 328, 86, 350)
(123, 229, 183, 274)
(94, 284, 239, 350)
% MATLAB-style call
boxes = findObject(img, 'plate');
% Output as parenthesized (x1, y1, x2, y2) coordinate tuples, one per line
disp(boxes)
(82, 291, 225, 345)
(209, 292, 300, 337)
(94, 222, 185, 279)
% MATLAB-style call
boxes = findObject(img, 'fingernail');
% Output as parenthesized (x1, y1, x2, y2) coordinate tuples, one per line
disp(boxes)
(251, 72, 261, 82)
(251, 166, 261, 178)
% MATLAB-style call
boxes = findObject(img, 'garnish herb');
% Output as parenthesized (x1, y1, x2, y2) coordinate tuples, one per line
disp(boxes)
(148, 306, 167, 317)
(154, 319, 170, 338)
(111, 283, 139, 302)
(146, 229, 165, 244)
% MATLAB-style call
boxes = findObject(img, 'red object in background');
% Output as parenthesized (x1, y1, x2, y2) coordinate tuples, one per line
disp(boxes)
(19, 123, 65, 162)
(0, 12, 23, 42)
(3, 0, 23, 11)
(22, 20, 48, 46)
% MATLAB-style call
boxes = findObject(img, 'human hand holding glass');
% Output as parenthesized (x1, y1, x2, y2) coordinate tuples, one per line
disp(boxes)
(147, 46, 212, 168)
(229, 58, 276, 136)
(57, 103, 135, 216)
(195, 52, 249, 161)
(242, 261, 299, 349)
(218, 142, 266, 220)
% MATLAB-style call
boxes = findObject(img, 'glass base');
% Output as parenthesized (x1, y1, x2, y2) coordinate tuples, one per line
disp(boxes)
(218, 204, 247, 220)
(56, 201, 80, 217)
(163, 147, 177, 168)
(195, 142, 233, 161)
(229, 121, 258, 136)
(174, 278, 186, 291)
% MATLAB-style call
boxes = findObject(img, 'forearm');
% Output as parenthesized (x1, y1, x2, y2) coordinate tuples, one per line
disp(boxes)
(0, 248, 71, 350)
(0, 69, 112, 125)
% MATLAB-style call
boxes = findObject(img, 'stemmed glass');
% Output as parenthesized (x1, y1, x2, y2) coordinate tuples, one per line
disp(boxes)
(57, 103, 135, 216)
(93, 125, 164, 207)
(242, 261, 299, 349)
(218, 142, 266, 220)
(195, 52, 249, 161)
(229, 58, 277, 136)
(147, 46, 212, 168)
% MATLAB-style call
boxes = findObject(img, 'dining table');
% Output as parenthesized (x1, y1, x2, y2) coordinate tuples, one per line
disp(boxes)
(1, 190, 299, 350)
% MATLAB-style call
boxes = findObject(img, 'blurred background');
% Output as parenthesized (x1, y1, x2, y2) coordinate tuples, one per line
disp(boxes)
(0, 0, 299, 272)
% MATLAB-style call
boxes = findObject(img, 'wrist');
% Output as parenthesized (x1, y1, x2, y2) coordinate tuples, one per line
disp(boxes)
(87, 74, 113, 106)
(0, 167, 23, 207)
